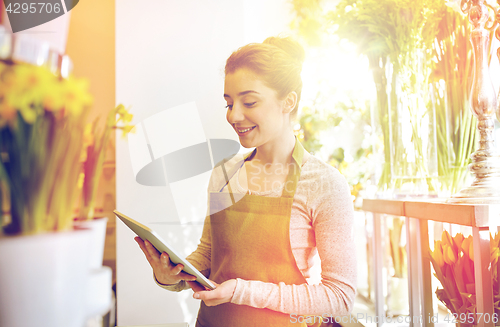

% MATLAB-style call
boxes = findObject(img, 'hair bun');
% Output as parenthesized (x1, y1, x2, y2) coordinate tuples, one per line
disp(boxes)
(263, 36, 305, 64)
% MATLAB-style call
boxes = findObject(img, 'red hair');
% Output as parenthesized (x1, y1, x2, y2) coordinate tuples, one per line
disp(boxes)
(225, 36, 305, 119)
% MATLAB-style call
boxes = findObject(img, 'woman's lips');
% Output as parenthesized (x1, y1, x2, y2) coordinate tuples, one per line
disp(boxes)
(235, 125, 256, 136)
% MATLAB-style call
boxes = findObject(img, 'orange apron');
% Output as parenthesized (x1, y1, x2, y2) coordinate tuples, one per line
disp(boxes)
(196, 137, 309, 327)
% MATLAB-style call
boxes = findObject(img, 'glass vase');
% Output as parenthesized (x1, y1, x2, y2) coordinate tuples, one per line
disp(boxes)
(368, 56, 394, 199)
(387, 50, 439, 198)
(430, 78, 476, 197)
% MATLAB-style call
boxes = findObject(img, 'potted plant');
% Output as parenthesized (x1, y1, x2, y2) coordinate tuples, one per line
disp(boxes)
(73, 104, 133, 267)
(0, 59, 94, 327)
(71, 103, 133, 320)
(77, 103, 133, 222)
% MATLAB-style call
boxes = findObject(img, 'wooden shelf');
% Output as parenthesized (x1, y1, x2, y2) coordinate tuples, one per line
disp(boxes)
(360, 198, 498, 327)
(361, 199, 405, 216)
(362, 198, 500, 227)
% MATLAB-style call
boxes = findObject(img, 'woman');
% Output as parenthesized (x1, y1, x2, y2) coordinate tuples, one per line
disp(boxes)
(135, 36, 356, 326)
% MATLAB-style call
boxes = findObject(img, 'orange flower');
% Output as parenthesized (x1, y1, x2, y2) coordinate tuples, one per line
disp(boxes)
(462, 236, 472, 258)
(432, 242, 445, 267)
(491, 248, 500, 263)
(443, 244, 456, 265)
(453, 233, 464, 252)
(442, 230, 453, 247)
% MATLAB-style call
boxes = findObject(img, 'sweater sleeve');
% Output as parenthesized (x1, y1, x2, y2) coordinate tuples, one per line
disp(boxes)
(230, 167, 357, 316)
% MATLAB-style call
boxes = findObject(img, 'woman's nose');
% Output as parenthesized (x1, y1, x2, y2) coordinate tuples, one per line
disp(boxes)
(227, 104, 244, 123)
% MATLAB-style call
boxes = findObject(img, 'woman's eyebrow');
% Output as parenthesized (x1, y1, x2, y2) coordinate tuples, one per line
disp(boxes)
(238, 90, 259, 96)
(224, 90, 259, 98)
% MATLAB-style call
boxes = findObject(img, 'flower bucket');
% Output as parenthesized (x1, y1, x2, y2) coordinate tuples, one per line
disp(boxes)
(0, 228, 91, 327)
(73, 217, 113, 319)
(74, 216, 108, 269)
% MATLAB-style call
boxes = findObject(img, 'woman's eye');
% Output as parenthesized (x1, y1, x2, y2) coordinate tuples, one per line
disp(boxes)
(244, 102, 256, 107)
(225, 104, 233, 110)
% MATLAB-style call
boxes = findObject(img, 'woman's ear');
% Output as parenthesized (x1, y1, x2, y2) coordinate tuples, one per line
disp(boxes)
(282, 92, 297, 114)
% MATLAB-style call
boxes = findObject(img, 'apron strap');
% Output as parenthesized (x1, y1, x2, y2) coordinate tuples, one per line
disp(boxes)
(218, 149, 256, 193)
(281, 136, 305, 198)
(219, 136, 305, 199)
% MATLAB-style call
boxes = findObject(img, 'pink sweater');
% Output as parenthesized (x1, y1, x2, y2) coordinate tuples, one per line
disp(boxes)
(158, 149, 357, 316)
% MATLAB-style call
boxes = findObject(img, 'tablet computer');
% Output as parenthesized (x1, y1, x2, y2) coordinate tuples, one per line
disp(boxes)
(114, 210, 215, 290)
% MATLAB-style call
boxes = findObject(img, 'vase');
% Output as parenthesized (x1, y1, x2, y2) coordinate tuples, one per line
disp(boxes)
(0, 228, 91, 327)
(86, 266, 113, 318)
(386, 51, 439, 197)
(430, 78, 476, 197)
(74, 216, 108, 269)
(387, 276, 409, 316)
(368, 56, 393, 198)
(74, 217, 113, 319)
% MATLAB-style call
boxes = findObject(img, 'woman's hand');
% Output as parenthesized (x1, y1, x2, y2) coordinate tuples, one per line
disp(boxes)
(192, 279, 237, 306)
(134, 237, 197, 286)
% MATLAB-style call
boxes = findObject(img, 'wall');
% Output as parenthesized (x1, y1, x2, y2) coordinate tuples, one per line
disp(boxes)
(66, 0, 116, 125)
(65, 0, 117, 281)
(116, 1, 292, 325)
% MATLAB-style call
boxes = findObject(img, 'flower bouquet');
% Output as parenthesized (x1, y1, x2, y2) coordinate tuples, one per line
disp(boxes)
(76, 104, 133, 221)
(429, 1, 478, 195)
(429, 230, 500, 322)
(0, 60, 92, 235)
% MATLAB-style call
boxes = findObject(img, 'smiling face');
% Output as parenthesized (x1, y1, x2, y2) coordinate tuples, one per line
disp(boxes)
(224, 68, 293, 149)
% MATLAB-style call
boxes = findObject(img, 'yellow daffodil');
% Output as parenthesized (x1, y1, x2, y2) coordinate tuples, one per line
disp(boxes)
(0, 61, 92, 127)
(113, 104, 134, 138)
(61, 76, 93, 116)
(18, 104, 37, 124)
(77, 103, 133, 220)
(42, 83, 65, 112)
(116, 104, 133, 123)
(1, 61, 94, 235)
(120, 124, 136, 138)
(469, 241, 474, 261)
